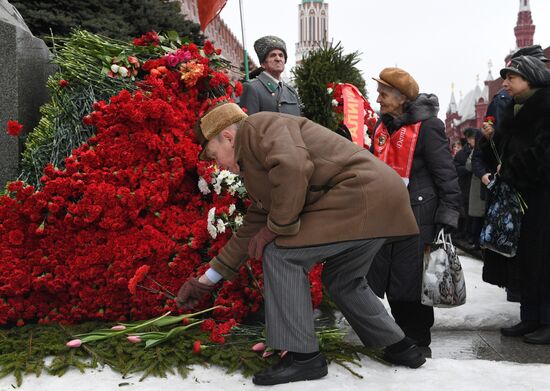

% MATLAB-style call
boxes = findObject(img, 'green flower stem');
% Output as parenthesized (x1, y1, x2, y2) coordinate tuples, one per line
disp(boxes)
(73, 306, 222, 345)
(134, 320, 206, 349)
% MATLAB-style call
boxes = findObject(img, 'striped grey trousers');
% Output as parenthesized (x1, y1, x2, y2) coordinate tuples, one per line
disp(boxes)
(263, 239, 405, 353)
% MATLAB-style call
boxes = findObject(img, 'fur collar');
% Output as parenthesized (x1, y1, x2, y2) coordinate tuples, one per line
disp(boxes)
(381, 93, 440, 131)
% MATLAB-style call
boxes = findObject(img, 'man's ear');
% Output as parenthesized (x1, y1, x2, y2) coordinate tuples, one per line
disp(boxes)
(221, 128, 236, 146)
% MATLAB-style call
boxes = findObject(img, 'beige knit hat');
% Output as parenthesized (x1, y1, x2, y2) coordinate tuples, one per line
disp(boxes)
(196, 103, 248, 160)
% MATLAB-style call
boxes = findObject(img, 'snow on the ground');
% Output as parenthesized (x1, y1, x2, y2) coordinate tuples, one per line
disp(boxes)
(1, 255, 548, 391)
(433, 253, 520, 330)
(2, 355, 548, 391)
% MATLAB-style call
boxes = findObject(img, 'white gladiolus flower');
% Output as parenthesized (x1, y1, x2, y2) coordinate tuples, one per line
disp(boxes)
(218, 170, 230, 180)
(198, 177, 211, 195)
(327, 87, 333, 94)
(228, 204, 236, 215)
(213, 181, 222, 194)
(216, 219, 226, 233)
(207, 207, 217, 238)
(225, 174, 236, 185)
(234, 215, 243, 227)
(207, 223, 217, 239)
(207, 207, 216, 223)
(110, 64, 120, 73)
(331, 99, 339, 107)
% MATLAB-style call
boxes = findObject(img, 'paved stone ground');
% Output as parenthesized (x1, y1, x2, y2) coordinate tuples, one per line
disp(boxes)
(341, 244, 550, 365)
(442, 243, 550, 364)
(429, 330, 550, 364)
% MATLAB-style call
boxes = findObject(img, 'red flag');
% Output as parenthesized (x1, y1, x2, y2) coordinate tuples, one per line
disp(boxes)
(198, 0, 228, 31)
(341, 83, 365, 147)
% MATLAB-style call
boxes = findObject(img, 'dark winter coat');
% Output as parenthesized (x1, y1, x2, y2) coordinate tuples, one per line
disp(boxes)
(238, 72, 301, 116)
(377, 94, 461, 244)
(453, 144, 473, 209)
(479, 87, 550, 297)
(485, 88, 512, 132)
(465, 150, 486, 217)
(367, 93, 461, 300)
(471, 131, 491, 201)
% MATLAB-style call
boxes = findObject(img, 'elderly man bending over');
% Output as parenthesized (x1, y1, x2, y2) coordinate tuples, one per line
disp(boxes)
(177, 103, 426, 386)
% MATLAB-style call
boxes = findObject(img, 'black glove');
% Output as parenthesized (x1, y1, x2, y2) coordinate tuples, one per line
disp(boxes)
(176, 278, 215, 309)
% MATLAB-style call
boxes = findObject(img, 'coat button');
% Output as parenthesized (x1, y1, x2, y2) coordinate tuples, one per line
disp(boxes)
(418, 196, 423, 201)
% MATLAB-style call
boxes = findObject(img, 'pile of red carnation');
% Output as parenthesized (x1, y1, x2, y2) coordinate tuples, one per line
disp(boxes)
(0, 39, 323, 328)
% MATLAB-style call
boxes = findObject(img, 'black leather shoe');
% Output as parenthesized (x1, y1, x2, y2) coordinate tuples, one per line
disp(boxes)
(523, 325, 550, 344)
(500, 321, 540, 337)
(252, 353, 328, 386)
(382, 345, 426, 368)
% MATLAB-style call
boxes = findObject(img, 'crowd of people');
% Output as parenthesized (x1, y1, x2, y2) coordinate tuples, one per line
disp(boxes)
(175, 36, 550, 386)
(452, 45, 550, 346)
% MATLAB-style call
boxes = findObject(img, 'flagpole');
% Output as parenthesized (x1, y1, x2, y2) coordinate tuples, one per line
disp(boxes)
(238, 0, 249, 80)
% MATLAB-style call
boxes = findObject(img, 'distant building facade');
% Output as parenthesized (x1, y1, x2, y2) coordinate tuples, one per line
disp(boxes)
(445, 0, 549, 145)
(177, 0, 255, 78)
(295, 0, 329, 64)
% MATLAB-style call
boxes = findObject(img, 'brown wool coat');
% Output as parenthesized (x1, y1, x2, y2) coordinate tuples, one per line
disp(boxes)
(210, 112, 419, 279)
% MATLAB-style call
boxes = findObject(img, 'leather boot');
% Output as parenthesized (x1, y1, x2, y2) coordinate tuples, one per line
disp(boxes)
(500, 321, 540, 337)
(523, 325, 550, 344)
(389, 300, 434, 347)
(252, 353, 328, 386)
(383, 344, 426, 369)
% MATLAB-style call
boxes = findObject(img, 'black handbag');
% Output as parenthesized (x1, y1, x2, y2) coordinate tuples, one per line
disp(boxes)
(479, 176, 525, 257)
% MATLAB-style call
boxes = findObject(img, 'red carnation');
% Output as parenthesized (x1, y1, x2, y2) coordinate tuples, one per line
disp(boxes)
(8, 230, 25, 245)
(6, 120, 23, 136)
(82, 115, 93, 126)
(234, 81, 243, 97)
(128, 265, 151, 294)
(59, 79, 69, 88)
(484, 116, 496, 125)
(203, 40, 215, 56)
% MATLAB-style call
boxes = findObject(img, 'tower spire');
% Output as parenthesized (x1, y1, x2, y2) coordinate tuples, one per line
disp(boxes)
(515, 0, 535, 48)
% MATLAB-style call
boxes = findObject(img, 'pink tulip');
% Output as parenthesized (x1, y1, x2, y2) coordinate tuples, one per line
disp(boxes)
(110, 325, 126, 331)
(252, 342, 266, 352)
(262, 350, 274, 358)
(127, 335, 142, 343)
(66, 339, 82, 348)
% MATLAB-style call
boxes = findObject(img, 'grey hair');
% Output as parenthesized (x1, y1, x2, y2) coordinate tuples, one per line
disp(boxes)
(378, 83, 408, 102)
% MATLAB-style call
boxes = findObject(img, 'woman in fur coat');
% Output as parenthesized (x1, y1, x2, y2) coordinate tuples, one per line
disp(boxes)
(480, 55, 550, 344)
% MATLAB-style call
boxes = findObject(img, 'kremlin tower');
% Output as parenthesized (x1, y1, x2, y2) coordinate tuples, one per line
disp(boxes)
(295, 0, 329, 64)
(514, 0, 535, 48)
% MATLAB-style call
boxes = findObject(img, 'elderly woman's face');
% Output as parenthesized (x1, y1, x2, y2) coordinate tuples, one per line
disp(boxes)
(502, 72, 530, 97)
(376, 84, 407, 117)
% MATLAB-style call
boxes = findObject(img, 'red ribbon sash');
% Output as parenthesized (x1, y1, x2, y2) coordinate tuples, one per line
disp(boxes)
(373, 121, 421, 185)
(341, 84, 365, 147)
